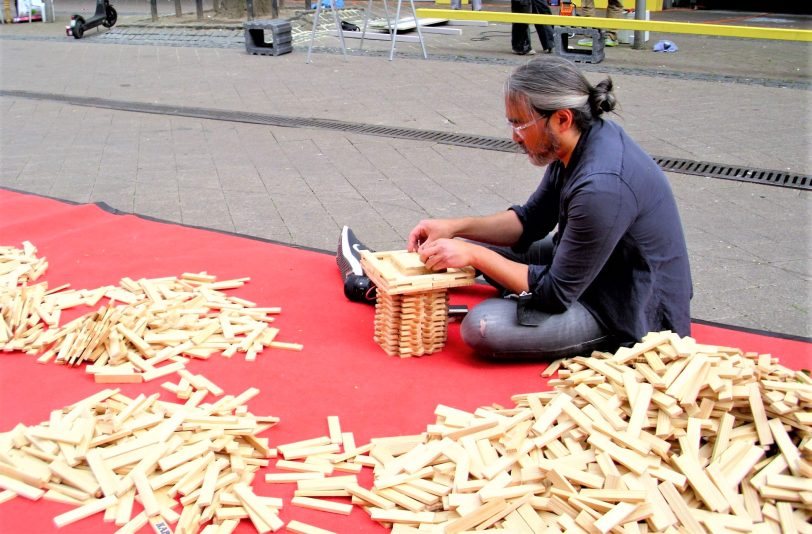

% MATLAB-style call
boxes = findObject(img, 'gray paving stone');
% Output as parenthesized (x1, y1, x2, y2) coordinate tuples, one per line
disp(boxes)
(48, 181, 94, 203)
(133, 199, 183, 222)
(90, 191, 135, 212)
(216, 166, 267, 193)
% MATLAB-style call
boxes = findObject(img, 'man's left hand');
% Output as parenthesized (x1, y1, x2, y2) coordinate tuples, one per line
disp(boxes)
(418, 239, 476, 271)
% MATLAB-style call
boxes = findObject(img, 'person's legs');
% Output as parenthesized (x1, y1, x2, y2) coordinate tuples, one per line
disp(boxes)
(511, 0, 533, 54)
(450, 0, 461, 9)
(578, 0, 595, 18)
(470, 0, 482, 10)
(530, 0, 554, 52)
(460, 297, 614, 359)
(603, 0, 623, 41)
(606, 0, 624, 17)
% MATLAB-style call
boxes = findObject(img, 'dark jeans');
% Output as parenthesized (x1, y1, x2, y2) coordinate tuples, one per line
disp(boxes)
(510, 0, 554, 53)
(459, 238, 615, 360)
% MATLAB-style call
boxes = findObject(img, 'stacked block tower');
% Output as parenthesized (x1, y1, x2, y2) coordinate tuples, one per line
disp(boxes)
(360, 250, 475, 357)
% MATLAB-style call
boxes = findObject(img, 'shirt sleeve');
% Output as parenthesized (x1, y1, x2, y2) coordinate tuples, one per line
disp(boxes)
(509, 165, 560, 252)
(528, 174, 638, 313)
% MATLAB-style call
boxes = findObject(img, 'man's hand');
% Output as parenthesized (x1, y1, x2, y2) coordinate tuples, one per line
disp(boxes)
(417, 239, 476, 272)
(407, 219, 457, 252)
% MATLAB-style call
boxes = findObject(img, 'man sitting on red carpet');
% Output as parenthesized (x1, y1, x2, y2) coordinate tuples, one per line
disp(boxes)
(404, 57, 692, 360)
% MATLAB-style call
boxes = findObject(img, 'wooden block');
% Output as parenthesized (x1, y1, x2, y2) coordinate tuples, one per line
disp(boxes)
(132, 469, 161, 517)
(48, 460, 100, 496)
(265, 472, 325, 483)
(297, 475, 358, 491)
(768, 418, 801, 476)
(327, 416, 342, 445)
(293, 489, 351, 498)
(346, 483, 396, 510)
(275, 460, 334, 475)
(626, 473, 677, 531)
(282, 444, 341, 461)
(593, 502, 637, 534)
(141, 361, 186, 383)
(93, 370, 144, 384)
(115, 489, 135, 526)
(197, 458, 227, 508)
(369, 507, 437, 524)
(0, 489, 17, 505)
(157, 438, 213, 471)
(444, 498, 507, 533)
(657, 481, 704, 532)
(268, 341, 303, 351)
(85, 448, 122, 498)
(285, 519, 337, 534)
(216, 506, 250, 520)
(672, 453, 730, 513)
(148, 515, 174, 534)
(52, 495, 117, 528)
(114, 510, 149, 534)
(291, 496, 353, 515)
(766, 473, 812, 492)
(233, 483, 284, 532)
(748, 383, 775, 447)
(0, 473, 45, 501)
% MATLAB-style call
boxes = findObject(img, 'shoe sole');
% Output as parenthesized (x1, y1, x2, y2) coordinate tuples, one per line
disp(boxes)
(337, 225, 365, 278)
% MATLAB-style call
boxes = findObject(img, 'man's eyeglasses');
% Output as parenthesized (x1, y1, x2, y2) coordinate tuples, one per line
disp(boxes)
(507, 113, 550, 133)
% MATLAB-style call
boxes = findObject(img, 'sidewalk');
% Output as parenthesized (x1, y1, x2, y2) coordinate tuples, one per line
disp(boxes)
(0, 5, 810, 338)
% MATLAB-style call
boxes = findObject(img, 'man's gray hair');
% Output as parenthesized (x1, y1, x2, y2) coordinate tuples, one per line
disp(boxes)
(505, 56, 617, 131)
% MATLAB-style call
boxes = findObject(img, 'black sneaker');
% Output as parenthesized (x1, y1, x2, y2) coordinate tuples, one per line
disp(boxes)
(337, 226, 377, 303)
(337, 225, 365, 279)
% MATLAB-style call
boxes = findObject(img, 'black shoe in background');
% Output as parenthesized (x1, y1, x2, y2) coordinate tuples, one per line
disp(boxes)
(337, 226, 377, 303)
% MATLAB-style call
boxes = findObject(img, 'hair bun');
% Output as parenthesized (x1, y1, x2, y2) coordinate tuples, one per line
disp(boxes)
(590, 78, 617, 116)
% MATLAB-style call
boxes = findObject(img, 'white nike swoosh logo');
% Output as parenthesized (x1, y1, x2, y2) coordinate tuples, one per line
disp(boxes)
(352, 243, 365, 254)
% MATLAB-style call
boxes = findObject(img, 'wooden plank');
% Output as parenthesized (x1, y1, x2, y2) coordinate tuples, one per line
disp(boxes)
(593, 502, 637, 534)
(52, 495, 117, 528)
(658, 481, 704, 532)
(291, 496, 353, 515)
(0, 473, 45, 501)
(285, 520, 337, 534)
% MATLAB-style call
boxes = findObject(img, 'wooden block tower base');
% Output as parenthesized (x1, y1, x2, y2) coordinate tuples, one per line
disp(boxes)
(361, 250, 475, 358)
(374, 289, 449, 357)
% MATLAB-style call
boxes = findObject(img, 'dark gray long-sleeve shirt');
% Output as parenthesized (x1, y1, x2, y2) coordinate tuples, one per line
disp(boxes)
(510, 119, 692, 343)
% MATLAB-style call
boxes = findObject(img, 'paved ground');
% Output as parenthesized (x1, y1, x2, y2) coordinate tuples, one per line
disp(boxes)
(1, 3, 810, 339)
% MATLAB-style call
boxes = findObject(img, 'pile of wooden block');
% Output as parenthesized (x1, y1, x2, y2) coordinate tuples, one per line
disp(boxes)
(1, 243, 302, 382)
(4, 240, 810, 532)
(0, 385, 281, 533)
(260, 331, 811, 532)
(360, 250, 475, 357)
(0, 241, 48, 287)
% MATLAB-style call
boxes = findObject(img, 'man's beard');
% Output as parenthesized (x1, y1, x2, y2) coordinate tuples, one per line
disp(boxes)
(529, 122, 561, 167)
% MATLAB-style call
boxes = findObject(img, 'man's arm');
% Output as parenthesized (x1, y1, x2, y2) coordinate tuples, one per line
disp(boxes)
(419, 239, 530, 294)
(407, 210, 524, 251)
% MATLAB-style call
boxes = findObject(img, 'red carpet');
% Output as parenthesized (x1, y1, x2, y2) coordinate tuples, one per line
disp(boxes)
(0, 188, 809, 533)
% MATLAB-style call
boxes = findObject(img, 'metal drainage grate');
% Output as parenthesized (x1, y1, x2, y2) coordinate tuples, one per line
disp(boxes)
(2, 89, 809, 191)
(653, 157, 810, 191)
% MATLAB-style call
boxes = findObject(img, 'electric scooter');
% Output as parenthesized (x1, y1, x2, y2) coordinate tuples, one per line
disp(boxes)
(65, 0, 117, 39)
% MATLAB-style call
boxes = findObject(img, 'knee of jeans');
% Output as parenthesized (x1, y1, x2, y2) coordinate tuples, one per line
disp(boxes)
(460, 311, 495, 355)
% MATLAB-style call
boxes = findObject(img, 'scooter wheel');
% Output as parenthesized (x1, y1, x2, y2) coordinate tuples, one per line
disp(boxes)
(102, 6, 117, 27)
(71, 15, 85, 39)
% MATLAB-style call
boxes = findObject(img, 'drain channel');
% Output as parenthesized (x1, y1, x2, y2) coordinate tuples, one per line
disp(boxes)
(654, 157, 810, 190)
(2, 89, 809, 191)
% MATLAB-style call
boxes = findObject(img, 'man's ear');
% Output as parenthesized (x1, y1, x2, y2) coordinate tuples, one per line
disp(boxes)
(551, 109, 575, 132)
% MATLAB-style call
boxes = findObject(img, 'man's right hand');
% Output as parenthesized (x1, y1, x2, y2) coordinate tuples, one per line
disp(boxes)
(407, 219, 457, 252)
